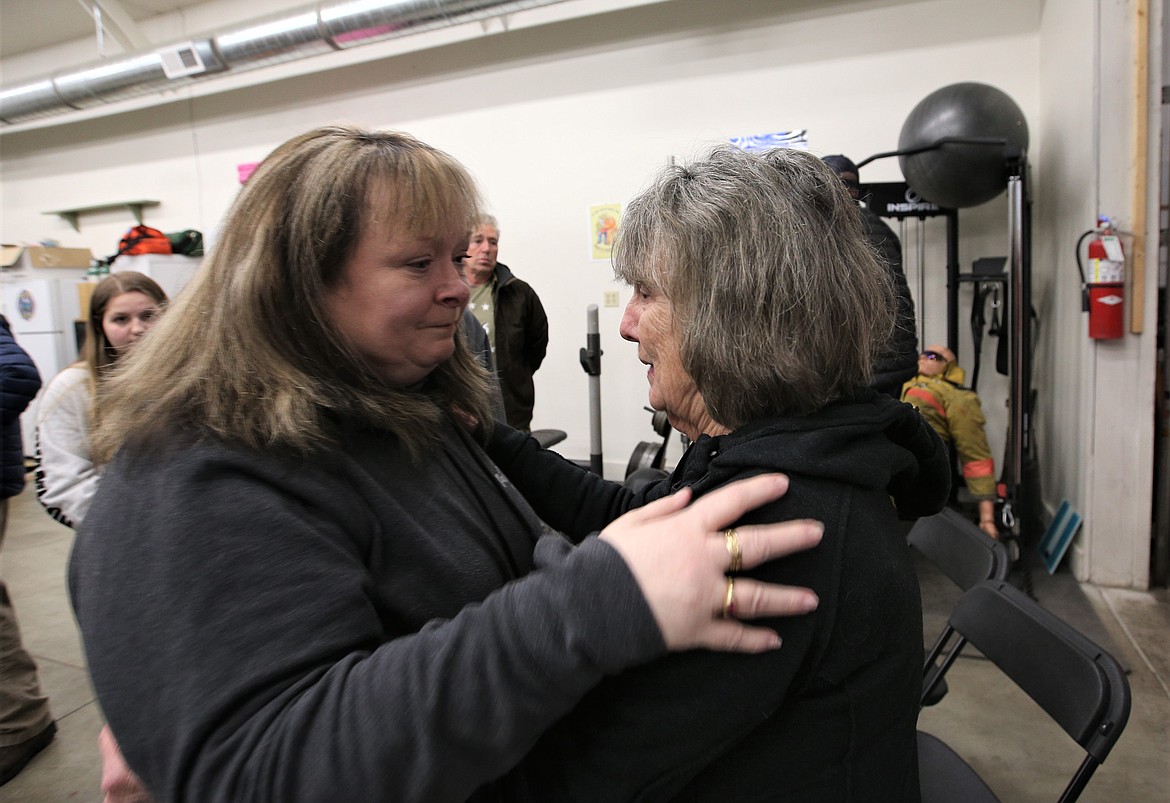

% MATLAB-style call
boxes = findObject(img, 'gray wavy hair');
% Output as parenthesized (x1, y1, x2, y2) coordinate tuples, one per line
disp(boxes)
(613, 144, 894, 426)
(472, 213, 499, 233)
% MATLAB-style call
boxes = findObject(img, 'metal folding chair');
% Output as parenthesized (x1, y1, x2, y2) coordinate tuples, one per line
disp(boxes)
(918, 580, 1131, 802)
(909, 507, 1011, 706)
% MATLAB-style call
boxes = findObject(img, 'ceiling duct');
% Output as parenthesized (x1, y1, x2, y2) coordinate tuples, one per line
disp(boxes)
(322, 0, 517, 50)
(53, 41, 225, 111)
(0, 0, 566, 126)
(212, 8, 335, 71)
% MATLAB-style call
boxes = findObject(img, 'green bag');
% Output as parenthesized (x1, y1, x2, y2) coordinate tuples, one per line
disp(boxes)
(166, 229, 204, 257)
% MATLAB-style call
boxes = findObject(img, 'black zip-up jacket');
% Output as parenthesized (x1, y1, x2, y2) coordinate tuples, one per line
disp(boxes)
(489, 262, 548, 430)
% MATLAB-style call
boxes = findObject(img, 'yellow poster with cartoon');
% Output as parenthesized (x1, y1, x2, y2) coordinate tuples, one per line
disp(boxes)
(590, 204, 621, 261)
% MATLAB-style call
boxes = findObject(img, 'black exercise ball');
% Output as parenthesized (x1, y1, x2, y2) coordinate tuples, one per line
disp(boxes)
(898, 82, 1029, 208)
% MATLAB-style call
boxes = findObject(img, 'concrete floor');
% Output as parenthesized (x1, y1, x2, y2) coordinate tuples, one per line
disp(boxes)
(0, 483, 1167, 802)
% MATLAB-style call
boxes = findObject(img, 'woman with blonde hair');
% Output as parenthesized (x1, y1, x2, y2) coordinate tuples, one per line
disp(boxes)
(35, 271, 166, 528)
(69, 126, 824, 802)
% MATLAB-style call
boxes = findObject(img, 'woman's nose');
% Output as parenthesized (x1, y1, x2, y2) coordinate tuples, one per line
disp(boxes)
(619, 298, 639, 342)
(440, 262, 470, 307)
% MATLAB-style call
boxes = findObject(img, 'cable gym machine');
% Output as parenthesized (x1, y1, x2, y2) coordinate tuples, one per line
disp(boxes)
(860, 81, 1040, 546)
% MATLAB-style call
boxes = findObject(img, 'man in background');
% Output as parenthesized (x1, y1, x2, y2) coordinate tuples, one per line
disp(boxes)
(464, 215, 548, 431)
(823, 154, 919, 398)
(0, 315, 54, 786)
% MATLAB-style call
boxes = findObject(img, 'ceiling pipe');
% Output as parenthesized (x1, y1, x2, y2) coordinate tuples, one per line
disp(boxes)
(0, 0, 567, 125)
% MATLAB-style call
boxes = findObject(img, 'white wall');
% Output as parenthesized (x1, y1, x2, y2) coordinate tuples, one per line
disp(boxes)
(0, 0, 1159, 585)
(1035, 0, 1097, 580)
(1073, 0, 1159, 587)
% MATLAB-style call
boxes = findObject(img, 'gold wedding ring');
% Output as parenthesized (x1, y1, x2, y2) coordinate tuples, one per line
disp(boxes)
(722, 577, 736, 619)
(723, 528, 743, 573)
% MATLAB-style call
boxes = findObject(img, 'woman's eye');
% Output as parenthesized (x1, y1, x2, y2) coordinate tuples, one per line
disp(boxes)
(407, 260, 432, 271)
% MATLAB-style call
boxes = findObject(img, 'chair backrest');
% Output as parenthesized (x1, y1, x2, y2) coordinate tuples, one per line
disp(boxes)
(929, 580, 1132, 801)
(908, 507, 1011, 591)
(531, 429, 567, 449)
(915, 508, 1012, 708)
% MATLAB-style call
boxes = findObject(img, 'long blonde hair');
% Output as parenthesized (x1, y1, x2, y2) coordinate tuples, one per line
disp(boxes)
(92, 126, 492, 463)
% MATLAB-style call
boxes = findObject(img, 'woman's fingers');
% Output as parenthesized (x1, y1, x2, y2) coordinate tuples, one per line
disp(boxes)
(726, 519, 824, 572)
(718, 577, 819, 621)
(697, 621, 791, 654)
(610, 484, 693, 526)
(686, 579, 820, 653)
(682, 474, 789, 530)
(599, 473, 823, 654)
(599, 474, 785, 548)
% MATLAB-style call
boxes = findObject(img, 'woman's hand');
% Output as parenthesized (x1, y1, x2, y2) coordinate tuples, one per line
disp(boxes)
(599, 474, 822, 654)
(978, 499, 1000, 540)
(99, 725, 154, 803)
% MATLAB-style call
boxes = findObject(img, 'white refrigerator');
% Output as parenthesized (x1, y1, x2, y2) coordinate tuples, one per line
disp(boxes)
(1, 277, 82, 458)
(114, 254, 201, 299)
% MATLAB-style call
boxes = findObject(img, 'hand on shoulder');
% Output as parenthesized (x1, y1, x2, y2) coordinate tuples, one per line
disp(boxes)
(600, 474, 822, 654)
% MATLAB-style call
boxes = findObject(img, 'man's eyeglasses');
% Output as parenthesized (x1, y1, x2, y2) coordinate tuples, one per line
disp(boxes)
(920, 350, 947, 362)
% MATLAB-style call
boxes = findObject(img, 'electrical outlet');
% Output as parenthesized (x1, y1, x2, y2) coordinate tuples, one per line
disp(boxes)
(603, 291, 620, 308)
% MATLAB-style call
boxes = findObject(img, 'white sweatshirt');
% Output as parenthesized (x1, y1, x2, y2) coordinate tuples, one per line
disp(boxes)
(35, 364, 97, 528)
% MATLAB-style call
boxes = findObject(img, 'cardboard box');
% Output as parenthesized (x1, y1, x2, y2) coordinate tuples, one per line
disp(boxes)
(77, 281, 95, 318)
(0, 245, 94, 270)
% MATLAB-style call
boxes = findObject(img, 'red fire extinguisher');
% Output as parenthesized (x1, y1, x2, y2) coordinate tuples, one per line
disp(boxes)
(1076, 217, 1125, 339)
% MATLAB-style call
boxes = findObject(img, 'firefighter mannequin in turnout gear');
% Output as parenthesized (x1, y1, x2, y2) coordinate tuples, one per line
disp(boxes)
(902, 345, 1000, 539)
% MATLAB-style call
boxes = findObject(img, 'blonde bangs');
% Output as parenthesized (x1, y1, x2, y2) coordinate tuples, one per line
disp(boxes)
(364, 148, 480, 241)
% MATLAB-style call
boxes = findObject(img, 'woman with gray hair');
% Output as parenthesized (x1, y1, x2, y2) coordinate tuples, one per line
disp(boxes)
(67, 126, 826, 803)
(486, 144, 950, 799)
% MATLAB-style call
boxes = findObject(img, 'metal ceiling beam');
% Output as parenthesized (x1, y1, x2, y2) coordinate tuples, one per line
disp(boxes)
(75, 0, 152, 53)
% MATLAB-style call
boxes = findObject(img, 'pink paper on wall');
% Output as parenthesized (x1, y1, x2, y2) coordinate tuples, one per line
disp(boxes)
(237, 162, 260, 184)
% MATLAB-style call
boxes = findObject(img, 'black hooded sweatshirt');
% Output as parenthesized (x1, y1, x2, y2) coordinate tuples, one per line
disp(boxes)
(482, 391, 949, 802)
